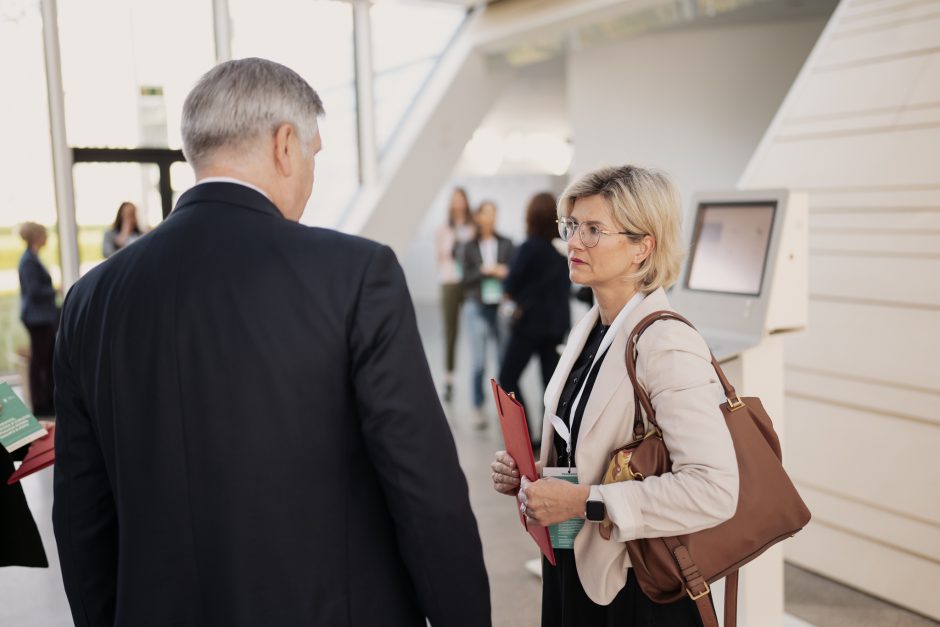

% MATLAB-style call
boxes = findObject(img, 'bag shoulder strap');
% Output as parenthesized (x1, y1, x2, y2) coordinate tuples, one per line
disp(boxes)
(632, 314, 743, 627)
(664, 535, 739, 627)
(625, 310, 744, 433)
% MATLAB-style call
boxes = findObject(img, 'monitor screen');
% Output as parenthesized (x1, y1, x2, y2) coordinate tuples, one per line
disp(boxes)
(686, 202, 776, 296)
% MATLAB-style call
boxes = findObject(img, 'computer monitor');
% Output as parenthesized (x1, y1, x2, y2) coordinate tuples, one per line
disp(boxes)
(669, 189, 807, 361)
(685, 202, 776, 297)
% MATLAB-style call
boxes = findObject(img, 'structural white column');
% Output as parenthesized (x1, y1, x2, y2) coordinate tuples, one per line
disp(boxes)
(352, 0, 378, 187)
(716, 336, 787, 627)
(212, 0, 233, 63)
(40, 0, 79, 290)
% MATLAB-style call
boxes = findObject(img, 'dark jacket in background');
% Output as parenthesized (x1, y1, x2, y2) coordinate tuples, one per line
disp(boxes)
(503, 238, 571, 339)
(52, 182, 490, 627)
(18, 249, 57, 327)
(0, 445, 48, 568)
(460, 235, 514, 302)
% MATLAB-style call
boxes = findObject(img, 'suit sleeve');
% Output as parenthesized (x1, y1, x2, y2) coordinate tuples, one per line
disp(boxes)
(52, 297, 119, 627)
(594, 321, 739, 541)
(349, 245, 491, 627)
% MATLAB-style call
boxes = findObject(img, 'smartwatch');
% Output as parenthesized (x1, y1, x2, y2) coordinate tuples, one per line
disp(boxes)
(585, 499, 606, 522)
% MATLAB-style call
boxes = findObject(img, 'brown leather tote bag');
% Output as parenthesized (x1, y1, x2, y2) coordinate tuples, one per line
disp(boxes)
(603, 311, 811, 627)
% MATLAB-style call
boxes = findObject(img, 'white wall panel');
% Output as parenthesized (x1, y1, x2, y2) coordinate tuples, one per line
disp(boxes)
(787, 366, 940, 424)
(787, 300, 940, 390)
(786, 395, 940, 520)
(807, 253, 940, 307)
(741, 1, 940, 616)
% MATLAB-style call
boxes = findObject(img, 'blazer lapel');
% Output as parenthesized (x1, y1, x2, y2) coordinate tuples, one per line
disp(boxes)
(540, 305, 599, 466)
(575, 288, 671, 448)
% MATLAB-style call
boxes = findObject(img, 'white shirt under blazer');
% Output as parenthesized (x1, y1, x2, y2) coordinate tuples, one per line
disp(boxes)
(539, 286, 740, 605)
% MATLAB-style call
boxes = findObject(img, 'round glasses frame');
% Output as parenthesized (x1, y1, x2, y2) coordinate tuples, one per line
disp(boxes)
(556, 218, 643, 248)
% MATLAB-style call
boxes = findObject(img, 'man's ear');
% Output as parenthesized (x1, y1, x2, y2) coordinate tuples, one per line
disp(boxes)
(273, 123, 295, 178)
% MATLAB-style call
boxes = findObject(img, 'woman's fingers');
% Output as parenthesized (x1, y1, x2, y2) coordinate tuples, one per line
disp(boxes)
(491, 451, 521, 495)
(494, 451, 518, 471)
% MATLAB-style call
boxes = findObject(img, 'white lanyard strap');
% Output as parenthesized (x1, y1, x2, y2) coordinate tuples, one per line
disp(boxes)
(551, 292, 645, 460)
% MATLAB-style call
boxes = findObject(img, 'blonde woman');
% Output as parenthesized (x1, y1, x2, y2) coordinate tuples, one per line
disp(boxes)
(490, 166, 738, 626)
(17, 222, 58, 417)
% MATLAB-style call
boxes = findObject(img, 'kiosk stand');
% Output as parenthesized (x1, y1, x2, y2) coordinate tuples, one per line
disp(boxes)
(670, 189, 808, 627)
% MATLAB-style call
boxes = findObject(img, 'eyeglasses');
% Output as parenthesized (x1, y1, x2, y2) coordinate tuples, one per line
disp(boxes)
(556, 218, 643, 248)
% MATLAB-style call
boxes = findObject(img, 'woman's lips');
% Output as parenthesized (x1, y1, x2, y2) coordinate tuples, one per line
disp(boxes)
(570, 257, 586, 265)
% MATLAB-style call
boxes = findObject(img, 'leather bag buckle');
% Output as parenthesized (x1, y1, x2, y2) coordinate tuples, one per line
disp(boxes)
(687, 581, 711, 601)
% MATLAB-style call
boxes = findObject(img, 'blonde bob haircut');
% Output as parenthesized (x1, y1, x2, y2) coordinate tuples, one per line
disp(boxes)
(18, 222, 47, 247)
(558, 165, 684, 293)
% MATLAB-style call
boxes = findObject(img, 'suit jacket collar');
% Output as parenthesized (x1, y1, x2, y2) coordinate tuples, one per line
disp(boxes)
(540, 287, 672, 465)
(172, 182, 285, 219)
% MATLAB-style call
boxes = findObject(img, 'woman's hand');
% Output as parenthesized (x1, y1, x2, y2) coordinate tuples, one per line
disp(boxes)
(491, 450, 521, 495)
(518, 476, 591, 527)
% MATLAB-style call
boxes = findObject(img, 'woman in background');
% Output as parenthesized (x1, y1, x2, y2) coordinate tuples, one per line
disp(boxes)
(461, 201, 513, 428)
(103, 201, 143, 257)
(436, 188, 474, 403)
(17, 222, 57, 417)
(498, 192, 571, 445)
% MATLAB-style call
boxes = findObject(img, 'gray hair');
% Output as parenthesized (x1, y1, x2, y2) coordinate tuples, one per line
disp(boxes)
(181, 58, 324, 168)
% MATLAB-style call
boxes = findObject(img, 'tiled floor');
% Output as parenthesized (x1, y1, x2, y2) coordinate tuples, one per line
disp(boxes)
(0, 302, 936, 626)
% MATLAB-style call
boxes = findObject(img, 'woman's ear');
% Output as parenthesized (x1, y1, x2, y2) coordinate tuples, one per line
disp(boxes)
(635, 235, 656, 265)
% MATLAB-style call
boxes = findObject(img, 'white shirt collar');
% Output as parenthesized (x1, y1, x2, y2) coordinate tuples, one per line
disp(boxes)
(195, 176, 272, 201)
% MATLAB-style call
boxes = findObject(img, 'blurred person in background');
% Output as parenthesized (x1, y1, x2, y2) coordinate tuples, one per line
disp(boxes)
(102, 201, 144, 257)
(17, 222, 57, 417)
(498, 192, 570, 445)
(436, 187, 474, 404)
(461, 200, 513, 428)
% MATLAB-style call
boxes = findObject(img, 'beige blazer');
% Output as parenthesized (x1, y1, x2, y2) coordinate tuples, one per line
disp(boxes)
(538, 287, 739, 605)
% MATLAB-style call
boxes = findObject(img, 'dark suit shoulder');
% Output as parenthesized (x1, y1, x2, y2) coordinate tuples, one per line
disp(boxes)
(273, 222, 390, 275)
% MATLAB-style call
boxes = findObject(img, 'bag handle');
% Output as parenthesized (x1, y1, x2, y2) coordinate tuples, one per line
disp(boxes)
(625, 310, 745, 435)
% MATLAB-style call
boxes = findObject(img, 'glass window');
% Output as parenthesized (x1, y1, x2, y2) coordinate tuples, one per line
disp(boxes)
(57, 0, 215, 278)
(0, 0, 59, 375)
(73, 163, 162, 272)
(371, 1, 466, 150)
(230, 0, 357, 227)
(58, 0, 216, 150)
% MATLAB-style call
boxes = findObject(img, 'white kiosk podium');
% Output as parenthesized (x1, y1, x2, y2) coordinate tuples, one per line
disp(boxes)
(669, 189, 808, 627)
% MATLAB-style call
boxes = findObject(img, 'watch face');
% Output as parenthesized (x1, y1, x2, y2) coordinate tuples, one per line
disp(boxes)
(586, 500, 605, 522)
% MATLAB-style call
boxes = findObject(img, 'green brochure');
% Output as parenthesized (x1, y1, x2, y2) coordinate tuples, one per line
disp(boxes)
(0, 382, 47, 453)
(544, 467, 585, 550)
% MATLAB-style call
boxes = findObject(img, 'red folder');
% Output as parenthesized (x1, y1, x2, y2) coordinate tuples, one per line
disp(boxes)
(490, 379, 555, 566)
(7, 424, 55, 485)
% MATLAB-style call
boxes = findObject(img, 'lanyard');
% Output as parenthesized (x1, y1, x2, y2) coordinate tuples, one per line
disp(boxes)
(551, 292, 645, 466)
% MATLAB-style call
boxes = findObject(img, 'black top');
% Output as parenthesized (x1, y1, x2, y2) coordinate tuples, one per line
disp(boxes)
(0, 445, 48, 568)
(552, 321, 610, 467)
(503, 238, 571, 339)
(53, 182, 490, 627)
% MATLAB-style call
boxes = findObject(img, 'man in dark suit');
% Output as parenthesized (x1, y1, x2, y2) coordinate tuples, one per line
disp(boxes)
(53, 57, 490, 627)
